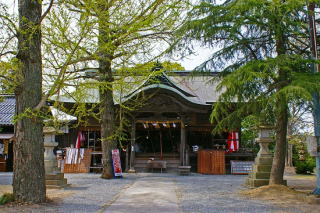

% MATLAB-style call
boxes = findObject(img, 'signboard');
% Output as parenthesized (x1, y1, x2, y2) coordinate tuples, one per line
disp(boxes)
(111, 149, 123, 177)
(230, 160, 254, 174)
(306, 136, 318, 157)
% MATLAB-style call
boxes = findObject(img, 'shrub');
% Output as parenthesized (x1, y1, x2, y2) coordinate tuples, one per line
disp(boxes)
(295, 158, 316, 174)
(0, 193, 14, 205)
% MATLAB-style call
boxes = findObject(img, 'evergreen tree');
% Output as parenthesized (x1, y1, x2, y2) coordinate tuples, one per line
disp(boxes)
(176, 0, 320, 184)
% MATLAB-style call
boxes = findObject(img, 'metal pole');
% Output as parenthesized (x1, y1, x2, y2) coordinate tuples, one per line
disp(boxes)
(308, 2, 320, 195)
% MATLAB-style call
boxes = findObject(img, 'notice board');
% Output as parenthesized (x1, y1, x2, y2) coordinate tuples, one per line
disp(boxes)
(112, 149, 123, 177)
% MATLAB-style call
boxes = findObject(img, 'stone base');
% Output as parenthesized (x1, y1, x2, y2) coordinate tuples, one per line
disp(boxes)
(128, 169, 136, 173)
(178, 166, 191, 175)
(246, 155, 273, 188)
(246, 154, 288, 188)
(247, 178, 287, 187)
(46, 173, 68, 189)
(246, 178, 269, 187)
(284, 166, 296, 175)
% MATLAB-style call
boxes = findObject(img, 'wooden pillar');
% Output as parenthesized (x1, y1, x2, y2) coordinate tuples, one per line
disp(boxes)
(180, 120, 186, 166)
(186, 146, 190, 166)
(125, 144, 129, 172)
(128, 120, 136, 173)
(160, 130, 163, 160)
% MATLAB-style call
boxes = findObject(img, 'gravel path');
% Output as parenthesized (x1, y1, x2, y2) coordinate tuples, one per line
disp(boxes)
(173, 174, 299, 213)
(0, 172, 318, 213)
(0, 173, 138, 213)
(103, 176, 181, 213)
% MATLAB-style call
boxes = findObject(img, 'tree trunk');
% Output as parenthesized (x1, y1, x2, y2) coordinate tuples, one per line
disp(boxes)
(270, 95, 288, 184)
(100, 79, 117, 179)
(13, 0, 46, 202)
(98, 3, 117, 179)
(269, 6, 289, 185)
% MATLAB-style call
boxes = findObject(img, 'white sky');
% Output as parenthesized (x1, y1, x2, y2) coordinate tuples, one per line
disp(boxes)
(2, 0, 213, 70)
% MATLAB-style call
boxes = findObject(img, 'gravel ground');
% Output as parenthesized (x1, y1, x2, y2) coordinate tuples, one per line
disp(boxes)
(0, 173, 138, 213)
(1, 172, 318, 213)
(173, 174, 299, 213)
(0, 172, 12, 185)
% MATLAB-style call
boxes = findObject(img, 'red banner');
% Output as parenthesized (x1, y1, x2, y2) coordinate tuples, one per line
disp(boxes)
(112, 149, 123, 177)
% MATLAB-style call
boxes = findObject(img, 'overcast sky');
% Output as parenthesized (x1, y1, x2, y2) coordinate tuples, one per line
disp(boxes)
(2, 0, 212, 70)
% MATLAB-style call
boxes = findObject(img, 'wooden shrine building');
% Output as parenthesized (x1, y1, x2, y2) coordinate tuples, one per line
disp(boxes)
(52, 71, 254, 173)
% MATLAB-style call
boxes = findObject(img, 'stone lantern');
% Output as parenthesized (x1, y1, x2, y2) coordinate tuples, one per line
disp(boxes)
(256, 126, 274, 157)
(43, 126, 67, 188)
(246, 126, 274, 187)
(44, 127, 59, 174)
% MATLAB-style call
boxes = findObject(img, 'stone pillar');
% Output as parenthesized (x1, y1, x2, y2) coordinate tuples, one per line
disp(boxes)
(43, 127, 67, 188)
(246, 126, 275, 187)
(128, 120, 136, 173)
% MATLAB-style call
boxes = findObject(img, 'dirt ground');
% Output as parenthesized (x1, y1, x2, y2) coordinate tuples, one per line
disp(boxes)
(239, 174, 320, 213)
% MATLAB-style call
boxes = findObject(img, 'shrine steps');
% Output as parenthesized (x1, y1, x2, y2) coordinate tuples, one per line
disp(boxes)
(134, 153, 180, 173)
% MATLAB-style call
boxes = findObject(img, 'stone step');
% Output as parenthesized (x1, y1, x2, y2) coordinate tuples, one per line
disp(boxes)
(250, 172, 271, 179)
(252, 164, 272, 173)
(135, 167, 178, 173)
(135, 159, 180, 164)
(246, 178, 269, 187)
(135, 153, 179, 158)
(46, 178, 67, 186)
(247, 177, 287, 187)
(46, 173, 64, 180)
(134, 163, 180, 168)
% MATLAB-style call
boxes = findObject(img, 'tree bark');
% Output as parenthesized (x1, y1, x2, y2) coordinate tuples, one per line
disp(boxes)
(98, 11, 117, 177)
(13, 0, 46, 202)
(270, 95, 288, 184)
(99, 77, 117, 178)
(269, 6, 289, 185)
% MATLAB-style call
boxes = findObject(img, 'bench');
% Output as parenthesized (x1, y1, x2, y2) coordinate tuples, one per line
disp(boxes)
(147, 160, 167, 173)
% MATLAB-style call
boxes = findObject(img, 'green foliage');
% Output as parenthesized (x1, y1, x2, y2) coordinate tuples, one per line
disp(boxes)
(240, 115, 259, 153)
(210, 55, 320, 133)
(290, 136, 316, 174)
(174, 0, 320, 134)
(0, 193, 14, 205)
(41, 0, 190, 136)
(295, 158, 316, 174)
(131, 61, 185, 72)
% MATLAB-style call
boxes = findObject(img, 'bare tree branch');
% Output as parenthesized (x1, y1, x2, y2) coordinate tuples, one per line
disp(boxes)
(39, 0, 54, 23)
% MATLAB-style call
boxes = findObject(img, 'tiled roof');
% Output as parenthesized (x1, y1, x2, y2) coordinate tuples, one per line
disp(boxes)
(0, 95, 15, 126)
(0, 95, 77, 125)
(50, 71, 223, 105)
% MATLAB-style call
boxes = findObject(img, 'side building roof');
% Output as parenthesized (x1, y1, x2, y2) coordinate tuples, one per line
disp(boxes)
(0, 94, 15, 126)
(0, 94, 77, 126)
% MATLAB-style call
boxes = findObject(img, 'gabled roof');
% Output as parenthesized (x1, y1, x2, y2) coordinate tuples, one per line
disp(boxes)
(0, 95, 15, 126)
(50, 71, 223, 106)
